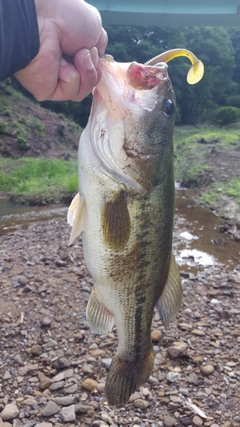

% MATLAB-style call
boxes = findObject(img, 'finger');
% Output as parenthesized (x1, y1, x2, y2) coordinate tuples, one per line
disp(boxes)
(50, 57, 82, 101)
(96, 28, 108, 54)
(73, 48, 100, 100)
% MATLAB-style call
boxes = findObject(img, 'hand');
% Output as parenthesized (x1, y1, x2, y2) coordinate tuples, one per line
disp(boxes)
(14, 0, 108, 102)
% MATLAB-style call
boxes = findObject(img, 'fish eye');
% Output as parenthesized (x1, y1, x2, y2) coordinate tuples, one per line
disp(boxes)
(163, 99, 175, 116)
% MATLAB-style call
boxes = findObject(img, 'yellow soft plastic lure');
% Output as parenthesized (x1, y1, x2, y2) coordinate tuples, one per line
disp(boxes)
(145, 48, 204, 85)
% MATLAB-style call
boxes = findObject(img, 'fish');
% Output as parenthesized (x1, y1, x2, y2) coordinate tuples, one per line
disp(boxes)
(68, 49, 204, 406)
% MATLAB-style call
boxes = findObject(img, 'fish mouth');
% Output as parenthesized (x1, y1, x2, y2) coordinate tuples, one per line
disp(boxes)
(127, 62, 168, 90)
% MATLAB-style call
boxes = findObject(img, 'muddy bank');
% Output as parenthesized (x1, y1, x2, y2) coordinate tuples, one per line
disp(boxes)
(0, 203, 240, 426)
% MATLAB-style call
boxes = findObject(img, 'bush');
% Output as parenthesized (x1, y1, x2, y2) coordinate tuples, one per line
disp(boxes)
(213, 106, 240, 126)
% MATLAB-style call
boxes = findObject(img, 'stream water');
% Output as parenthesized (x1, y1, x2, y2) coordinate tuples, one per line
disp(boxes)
(0, 190, 239, 271)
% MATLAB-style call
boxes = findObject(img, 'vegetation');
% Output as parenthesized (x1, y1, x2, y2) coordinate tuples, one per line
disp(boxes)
(0, 158, 78, 204)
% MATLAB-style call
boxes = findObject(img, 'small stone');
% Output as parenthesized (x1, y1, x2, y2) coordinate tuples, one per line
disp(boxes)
(101, 358, 112, 369)
(3, 371, 11, 380)
(188, 372, 199, 384)
(41, 317, 52, 327)
(133, 399, 149, 409)
(18, 364, 38, 376)
(75, 404, 95, 414)
(35, 424, 52, 427)
(167, 341, 188, 359)
(89, 349, 106, 358)
(59, 405, 76, 423)
(192, 415, 203, 427)
(53, 397, 75, 406)
(31, 345, 42, 356)
(81, 378, 98, 391)
(64, 383, 78, 394)
(201, 364, 215, 376)
(163, 415, 177, 427)
(167, 372, 180, 383)
(151, 329, 162, 341)
(74, 332, 84, 341)
(49, 381, 65, 391)
(38, 371, 51, 390)
(41, 401, 61, 417)
(0, 404, 19, 421)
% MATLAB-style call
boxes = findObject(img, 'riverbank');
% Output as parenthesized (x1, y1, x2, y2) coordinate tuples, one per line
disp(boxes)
(1, 201, 240, 426)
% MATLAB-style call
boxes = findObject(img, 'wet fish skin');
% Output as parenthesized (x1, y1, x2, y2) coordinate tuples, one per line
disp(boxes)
(68, 56, 182, 406)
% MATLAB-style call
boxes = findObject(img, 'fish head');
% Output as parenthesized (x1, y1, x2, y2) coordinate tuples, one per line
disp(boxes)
(89, 55, 176, 193)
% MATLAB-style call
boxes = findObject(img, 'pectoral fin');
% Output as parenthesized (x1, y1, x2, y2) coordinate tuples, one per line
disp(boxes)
(86, 286, 115, 335)
(67, 193, 86, 245)
(157, 253, 182, 328)
(102, 191, 131, 251)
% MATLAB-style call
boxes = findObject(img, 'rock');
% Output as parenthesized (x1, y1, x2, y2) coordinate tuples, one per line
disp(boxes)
(192, 415, 203, 426)
(35, 424, 53, 427)
(49, 381, 65, 391)
(188, 372, 199, 384)
(18, 364, 38, 376)
(167, 372, 180, 382)
(201, 364, 215, 376)
(41, 401, 61, 417)
(41, 317, 52, 327)
(38, 371, 51, 390)
(31, 345, 42, 356)
(0, 404, 19, 421)
(75, 404, 95, 414)
(89, 349, 106, 358)
(3, 371, 11, 380)
(52, 396, 75, 406)
(59, 405, 76, 422)
(63, 383, 78, 394)
(163, 415, 177, 427)
(133, 399, 149, 409)
(101, 358, 111, 369)
(151, 329, 162, 341)
(167, 341, 188, 358)
(81, 378, 98, 391)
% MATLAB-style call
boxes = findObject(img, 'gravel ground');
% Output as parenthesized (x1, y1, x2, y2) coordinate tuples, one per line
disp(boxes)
(0, 211, 240, 427)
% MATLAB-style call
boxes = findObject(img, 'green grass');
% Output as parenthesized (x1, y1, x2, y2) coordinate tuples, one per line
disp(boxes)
(0, 157, 78, 202)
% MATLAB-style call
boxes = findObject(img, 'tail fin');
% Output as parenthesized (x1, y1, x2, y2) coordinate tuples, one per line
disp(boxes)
(105, 348, 154, 406)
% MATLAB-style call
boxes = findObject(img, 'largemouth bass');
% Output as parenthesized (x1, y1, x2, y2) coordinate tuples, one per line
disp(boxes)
(68, 49, 204, 406)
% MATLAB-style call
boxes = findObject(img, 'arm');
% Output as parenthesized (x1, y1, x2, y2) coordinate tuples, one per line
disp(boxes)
(0, 0, 39, 80)
(0, 0, 107, 101)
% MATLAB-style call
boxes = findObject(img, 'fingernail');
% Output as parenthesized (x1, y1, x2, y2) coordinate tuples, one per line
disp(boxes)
(90, 47, 99, 69)
(84, 51, 94, 70)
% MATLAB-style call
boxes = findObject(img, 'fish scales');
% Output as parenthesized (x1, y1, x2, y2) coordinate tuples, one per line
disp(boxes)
(68, 50, 204, 406)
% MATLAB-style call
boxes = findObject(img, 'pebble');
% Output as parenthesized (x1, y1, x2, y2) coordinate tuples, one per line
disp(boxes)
(18, 364, 38, 376)
(31, 344, 42, 356)
(0, 404, 19, 421)
(192, 415, 203, 426)
(35, 424, 53, 427)
(167, 372, 180, 382)
(52, 397, 75, 406)
(201, 364, 215, 376)
(167, 341, 188, 358)
(59, 404, 76, 422)
(163, 415, 177, 427)
(41, 401, 61, 417)
(38, 371, 51, 390)
(81, 378, 98, 391)
(133, 399, 149, 409)
(151, 329, 162, 341)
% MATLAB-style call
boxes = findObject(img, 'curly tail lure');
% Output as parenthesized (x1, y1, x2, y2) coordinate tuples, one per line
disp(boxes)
(145, 48, 204, 84)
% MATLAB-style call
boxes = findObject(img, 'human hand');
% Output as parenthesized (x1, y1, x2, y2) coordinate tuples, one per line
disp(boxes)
(14, 0, 108, 102)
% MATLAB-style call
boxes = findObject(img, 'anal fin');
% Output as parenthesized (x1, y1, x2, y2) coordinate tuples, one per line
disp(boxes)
(86, 286, 115, 335)
(67, 193, 86, 245)
(157, 253, 182, 328)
